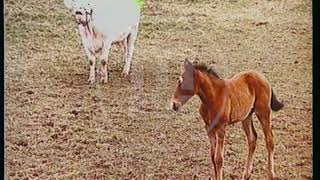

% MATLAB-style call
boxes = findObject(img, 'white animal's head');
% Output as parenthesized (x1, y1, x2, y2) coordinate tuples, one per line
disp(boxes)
(64, 0, 94, 25)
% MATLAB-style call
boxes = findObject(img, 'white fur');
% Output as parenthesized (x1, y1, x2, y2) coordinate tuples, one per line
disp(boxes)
(64, 0, 140, 83)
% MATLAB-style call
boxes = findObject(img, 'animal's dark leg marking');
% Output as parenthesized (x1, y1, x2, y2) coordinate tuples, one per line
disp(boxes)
(101, 59, 106, 66)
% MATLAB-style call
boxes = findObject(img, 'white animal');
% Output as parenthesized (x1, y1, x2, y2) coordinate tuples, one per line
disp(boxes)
(64, 0, 140, 83)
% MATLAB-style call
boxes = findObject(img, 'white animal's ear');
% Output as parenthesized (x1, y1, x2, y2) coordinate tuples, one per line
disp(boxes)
(64, 0, 75, 9)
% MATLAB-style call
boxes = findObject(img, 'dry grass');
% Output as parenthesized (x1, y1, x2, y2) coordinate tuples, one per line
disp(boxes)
(5, 0, 312, 179)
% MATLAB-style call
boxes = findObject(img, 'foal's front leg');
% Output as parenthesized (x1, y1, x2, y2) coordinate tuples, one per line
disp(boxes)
(209, 129, 226, 180)
(209, 134, 218, 177)
(215, 129, 226, 180)
(209, 128, 226, 180)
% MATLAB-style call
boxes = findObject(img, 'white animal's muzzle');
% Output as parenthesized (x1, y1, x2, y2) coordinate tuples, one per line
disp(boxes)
(74, 9, 92, 25)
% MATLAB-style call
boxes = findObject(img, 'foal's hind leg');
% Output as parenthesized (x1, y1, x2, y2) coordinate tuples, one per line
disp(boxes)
(256, 109, 275, 180)
(241, 113, 257, 180)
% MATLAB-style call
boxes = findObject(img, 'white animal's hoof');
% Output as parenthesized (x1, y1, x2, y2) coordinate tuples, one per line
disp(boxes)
(101, 77, 108, 84)
(121, 72, 129, 78)
(88, 77, 96, 84)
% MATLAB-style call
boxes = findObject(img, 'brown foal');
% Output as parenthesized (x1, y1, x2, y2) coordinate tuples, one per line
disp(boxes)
(171, 59, 284, 180)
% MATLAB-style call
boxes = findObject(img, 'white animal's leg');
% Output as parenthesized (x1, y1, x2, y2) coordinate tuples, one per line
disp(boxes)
(88, 55, 96, 84)
(122, 24, 139, 77)
(79, 25, 96, 84)
(120, 39, 128, 54)
(100, 41, 112, 83)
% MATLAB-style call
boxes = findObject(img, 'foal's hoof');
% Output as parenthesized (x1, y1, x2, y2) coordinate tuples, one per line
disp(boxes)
(242, 174, 251, 180)
(242, 169, 253, 180)
(268, 176, 277, 180)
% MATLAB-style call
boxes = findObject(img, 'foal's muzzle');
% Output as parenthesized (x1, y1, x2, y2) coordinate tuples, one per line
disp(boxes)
(171, 101, 181, 111)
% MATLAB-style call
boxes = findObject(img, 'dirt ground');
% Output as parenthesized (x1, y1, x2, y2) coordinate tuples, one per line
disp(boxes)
(5, 0, 312, 179)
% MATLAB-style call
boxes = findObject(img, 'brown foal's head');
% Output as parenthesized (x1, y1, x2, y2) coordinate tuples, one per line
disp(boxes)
(171, 58, 197, 111)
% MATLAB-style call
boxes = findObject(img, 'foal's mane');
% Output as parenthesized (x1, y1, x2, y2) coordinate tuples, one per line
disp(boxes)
(193, 63, 220, 79)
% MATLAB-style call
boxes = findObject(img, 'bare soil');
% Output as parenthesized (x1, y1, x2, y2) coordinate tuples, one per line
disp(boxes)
(5, 0, 312, 179)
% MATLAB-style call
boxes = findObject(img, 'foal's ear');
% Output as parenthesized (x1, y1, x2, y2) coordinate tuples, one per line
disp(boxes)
(184, 58, 193, 69)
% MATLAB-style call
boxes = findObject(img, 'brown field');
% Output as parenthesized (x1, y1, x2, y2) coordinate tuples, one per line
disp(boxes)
(5, 0, 312, 179)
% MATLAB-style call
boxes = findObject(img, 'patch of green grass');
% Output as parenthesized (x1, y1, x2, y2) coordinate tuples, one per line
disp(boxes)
(135, 0, 145, 11)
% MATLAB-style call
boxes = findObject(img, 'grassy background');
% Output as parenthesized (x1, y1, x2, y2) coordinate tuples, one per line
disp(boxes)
(5, 0, 312, 179)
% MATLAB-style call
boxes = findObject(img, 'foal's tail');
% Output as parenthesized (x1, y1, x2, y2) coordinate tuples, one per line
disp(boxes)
(271, 90, 284, 111)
